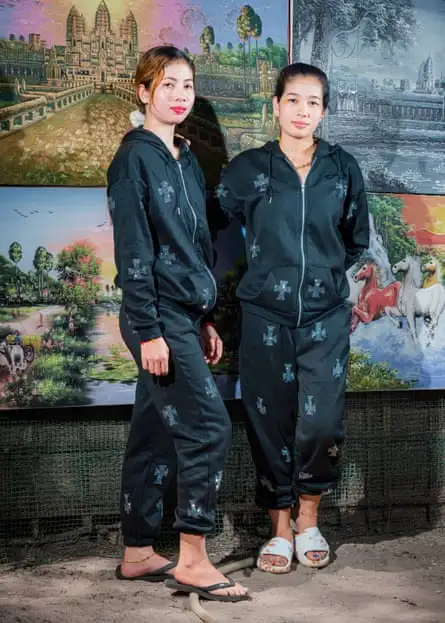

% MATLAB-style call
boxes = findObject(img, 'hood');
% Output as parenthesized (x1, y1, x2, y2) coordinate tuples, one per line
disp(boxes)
(121, 127, 191, 165)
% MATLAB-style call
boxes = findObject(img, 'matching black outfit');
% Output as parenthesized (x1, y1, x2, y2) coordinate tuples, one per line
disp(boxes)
(108, 129, 230, 544)
(216, 138, 369, 508)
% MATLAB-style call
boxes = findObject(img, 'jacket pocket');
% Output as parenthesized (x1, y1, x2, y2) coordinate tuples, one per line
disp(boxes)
(155, 262, 216, 313)
(302, 265, 344, 313)
(180, 269, 217, 312)
(237, 266, 298, 314)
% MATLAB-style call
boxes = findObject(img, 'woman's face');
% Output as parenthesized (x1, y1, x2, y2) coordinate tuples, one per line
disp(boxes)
(273, 74, 325, 141)
(139, 60, 195, 125)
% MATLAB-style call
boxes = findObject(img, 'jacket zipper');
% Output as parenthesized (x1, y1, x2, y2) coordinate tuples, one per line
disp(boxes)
(282, 155, 317, 327)
(176, 161, 217, 308)
(297, 181, 307, 327)
(296, 158, 316, 326)
(177, 162, 197, 242)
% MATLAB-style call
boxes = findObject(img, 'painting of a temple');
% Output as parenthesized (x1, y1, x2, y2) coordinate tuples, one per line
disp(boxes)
(0, 1, 140, 86)
(64, 1, 139, 83)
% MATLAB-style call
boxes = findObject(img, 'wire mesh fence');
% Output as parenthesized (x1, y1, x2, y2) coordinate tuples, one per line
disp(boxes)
(1, 391, 445, 569)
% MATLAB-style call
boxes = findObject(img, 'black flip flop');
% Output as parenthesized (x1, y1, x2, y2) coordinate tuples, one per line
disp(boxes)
(165, 576, 251, 602)
(115, 560, 176, 582)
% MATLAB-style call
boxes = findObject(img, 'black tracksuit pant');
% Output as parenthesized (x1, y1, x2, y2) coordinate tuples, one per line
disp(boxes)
(119, 304, 231, 546)
(240, 304, 351, 509)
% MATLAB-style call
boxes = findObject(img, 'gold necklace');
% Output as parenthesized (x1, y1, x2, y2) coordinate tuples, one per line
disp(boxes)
(293, 158, 312, 170)
(284, 142, 316, 170)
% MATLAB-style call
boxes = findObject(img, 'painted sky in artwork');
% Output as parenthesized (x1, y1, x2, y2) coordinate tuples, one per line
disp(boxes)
(0, 187, 116, 282)
(0, 0, 287, 51)
(402, 194, 445, 247)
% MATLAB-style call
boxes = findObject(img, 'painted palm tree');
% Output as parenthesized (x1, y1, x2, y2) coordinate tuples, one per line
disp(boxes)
(8, 241, 23, 299)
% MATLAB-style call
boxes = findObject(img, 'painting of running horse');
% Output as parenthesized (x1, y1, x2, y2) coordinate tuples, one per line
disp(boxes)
(348, 193, 445, 390)
(350, 263, 401, 333)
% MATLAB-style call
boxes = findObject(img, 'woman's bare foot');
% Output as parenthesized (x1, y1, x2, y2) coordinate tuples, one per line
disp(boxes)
(174, 559, 248, 597)
(120, 546, 175, 578)
(293, 494, 328, 563)
(174, 533, 249, 599)
(258, 508, 293, 569)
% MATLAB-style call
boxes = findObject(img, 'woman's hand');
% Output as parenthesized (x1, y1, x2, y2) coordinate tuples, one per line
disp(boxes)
(141, 337, 170, 376)
(200, 324, 223, 365)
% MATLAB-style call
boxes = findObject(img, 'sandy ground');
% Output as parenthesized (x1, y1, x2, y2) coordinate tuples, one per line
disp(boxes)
(1, 529, 444, 623)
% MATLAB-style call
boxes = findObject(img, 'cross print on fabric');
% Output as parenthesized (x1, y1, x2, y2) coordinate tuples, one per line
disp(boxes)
(187, 501, 203, 519)
(159, 245, 176, 265)
(335, 177, 348, 200)
(161, 405, 178, 427)
(128, 258, 148, 280)
(304, 395, 316, 416)
(311, 322, 327, 342)
(200, 288, 211, 309)
(253, 173, 269, 192)
(274, 280, 292, 301)
(215, 471, 223, 491)
(256, 396, 267, 415)
(308, 279, 326, 299)
(281, 447, 291, 463)
(123, 493, 131, 514)
(260, 476, 275, 492)
(282, 363, 295, 383)
(204, 376, 218, 399)
(263, 326, 277, 346)
(158, 180, 174, 203)
(153, 464, 169, 485)
(250, 238, 260, 258)
(332, 358, 344, 379)
(214, 183, 228, 199)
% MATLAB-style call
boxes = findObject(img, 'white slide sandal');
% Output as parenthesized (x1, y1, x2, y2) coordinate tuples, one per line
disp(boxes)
(292, 524, 330, 569)
(256, 537, 294, 574)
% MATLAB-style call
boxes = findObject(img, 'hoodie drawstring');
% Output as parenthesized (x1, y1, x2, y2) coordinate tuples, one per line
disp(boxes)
(267, 148, 273, 203)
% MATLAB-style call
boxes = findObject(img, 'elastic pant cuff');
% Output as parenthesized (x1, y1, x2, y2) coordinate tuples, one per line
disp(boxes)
(122, 535, 156, 547)
(255, 493, 296, 510)
(295, 482, 337, 496)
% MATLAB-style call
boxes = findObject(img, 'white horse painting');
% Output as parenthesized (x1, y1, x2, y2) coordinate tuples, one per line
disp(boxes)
(390, 256, 445, 345)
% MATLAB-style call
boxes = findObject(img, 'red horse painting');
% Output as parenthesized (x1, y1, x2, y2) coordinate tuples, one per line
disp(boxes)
(350, 263, 401, 333)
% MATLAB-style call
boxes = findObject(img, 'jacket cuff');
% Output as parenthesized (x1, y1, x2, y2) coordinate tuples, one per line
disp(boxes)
(139, 325, 162, 343)
(202, 310, 215, 326)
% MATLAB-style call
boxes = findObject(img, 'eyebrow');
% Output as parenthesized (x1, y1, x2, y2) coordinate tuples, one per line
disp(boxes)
(285, 92, 321, 100)
(163, 76, 194, 82)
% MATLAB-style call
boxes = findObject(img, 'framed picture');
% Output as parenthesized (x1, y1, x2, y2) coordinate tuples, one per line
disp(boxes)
(0, 0, 291, 409)
(0, 1, 291, 187)
(290, 0, 445, 195)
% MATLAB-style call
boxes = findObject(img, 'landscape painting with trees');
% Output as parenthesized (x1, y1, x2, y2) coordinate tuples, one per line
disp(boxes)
(0, 0, 290, 186)
(291, 0, 445, 195)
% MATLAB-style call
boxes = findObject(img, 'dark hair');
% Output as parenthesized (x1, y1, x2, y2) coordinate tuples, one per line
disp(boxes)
(135, 45, 196, 112)
(274, 62, 329, 109)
